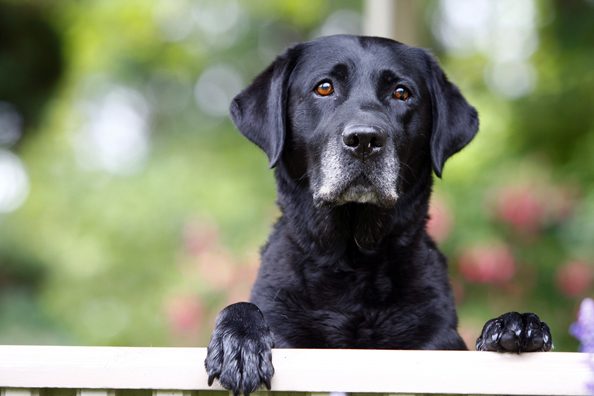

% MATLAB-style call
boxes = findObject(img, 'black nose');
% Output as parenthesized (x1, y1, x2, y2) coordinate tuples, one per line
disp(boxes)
(342, 125, 387, 159)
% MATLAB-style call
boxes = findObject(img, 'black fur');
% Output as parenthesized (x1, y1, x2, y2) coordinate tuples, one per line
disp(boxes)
(205, 303, 274, 395)
(204, 35, 552, 396)
(475, 312, 553, 353)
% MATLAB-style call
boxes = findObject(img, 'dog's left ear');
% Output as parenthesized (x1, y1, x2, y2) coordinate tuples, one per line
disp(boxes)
(426, 54, 479, 178)
(229, 46, 300, 169)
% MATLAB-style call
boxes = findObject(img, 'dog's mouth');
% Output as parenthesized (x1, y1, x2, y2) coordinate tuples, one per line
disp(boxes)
(339, 174, 377, 203)
(313, 172, 398, 207)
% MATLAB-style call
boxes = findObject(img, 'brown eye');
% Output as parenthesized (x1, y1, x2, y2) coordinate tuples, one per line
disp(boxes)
(315, 81, 333, 96)
(393, 87, 410, 101)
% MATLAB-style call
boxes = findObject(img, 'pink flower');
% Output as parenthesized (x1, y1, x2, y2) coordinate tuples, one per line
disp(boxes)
(459, 243, 516, 284)
(196, 250, 237, 290)
(556, 260, 593, 298)
(181, 219, 239, 291)
(496, 186, 544, 234)
(165, 294, 205, 334)
(492, 183, 577, 234)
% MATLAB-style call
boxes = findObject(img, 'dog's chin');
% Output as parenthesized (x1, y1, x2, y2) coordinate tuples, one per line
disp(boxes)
(313, 176, 399, 208)
(339, 184, 380, 204)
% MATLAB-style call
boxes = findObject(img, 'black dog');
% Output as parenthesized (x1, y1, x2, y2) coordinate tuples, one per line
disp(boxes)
(204, 35, 553, 396)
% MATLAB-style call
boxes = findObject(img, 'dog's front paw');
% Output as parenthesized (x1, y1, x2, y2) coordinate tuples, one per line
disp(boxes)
(205, 302, 275, 396)
(476, 312, 553, 353)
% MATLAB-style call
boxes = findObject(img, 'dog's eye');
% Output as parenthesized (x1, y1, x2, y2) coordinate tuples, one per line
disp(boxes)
(315, 81, 334, 96)
(393, 87, 410, 101)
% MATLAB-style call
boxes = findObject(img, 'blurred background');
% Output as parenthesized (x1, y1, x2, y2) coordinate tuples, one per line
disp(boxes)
(0, 0, 592, 351)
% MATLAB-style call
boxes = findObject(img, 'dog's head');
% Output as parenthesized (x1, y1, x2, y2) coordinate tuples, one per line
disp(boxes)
(230, 35, 478, 208)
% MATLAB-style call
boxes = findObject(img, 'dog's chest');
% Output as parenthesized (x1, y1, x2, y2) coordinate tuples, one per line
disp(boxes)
(304, 303, 431, 349)
(289, 276, 431, 349)
(259, 244, 444, 349)
(323, 308, 397, 347)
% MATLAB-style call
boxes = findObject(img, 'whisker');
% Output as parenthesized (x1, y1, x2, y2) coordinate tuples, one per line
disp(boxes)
(397, 172, 412, 187)
(399, 161, 419, 181)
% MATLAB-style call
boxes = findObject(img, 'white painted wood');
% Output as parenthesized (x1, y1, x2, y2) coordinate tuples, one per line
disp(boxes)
(0, 346, 590, 395)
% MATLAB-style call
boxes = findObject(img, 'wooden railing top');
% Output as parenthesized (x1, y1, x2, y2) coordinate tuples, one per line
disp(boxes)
(0, 346, 589, 395)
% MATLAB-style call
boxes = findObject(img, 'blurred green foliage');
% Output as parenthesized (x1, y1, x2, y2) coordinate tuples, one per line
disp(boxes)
(0, 0, 592, 352)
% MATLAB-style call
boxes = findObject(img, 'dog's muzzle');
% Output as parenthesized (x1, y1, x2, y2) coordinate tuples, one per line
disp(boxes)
(313, 123, 399, 207)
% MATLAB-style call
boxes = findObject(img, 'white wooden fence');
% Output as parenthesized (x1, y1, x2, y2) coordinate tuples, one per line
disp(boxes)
(0, 346, 590, 396)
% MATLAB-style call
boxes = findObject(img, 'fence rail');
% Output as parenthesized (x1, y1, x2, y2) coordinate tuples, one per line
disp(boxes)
(0, 346, 589, 395)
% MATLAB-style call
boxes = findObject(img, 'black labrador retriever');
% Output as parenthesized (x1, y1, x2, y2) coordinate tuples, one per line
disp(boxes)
(204, 35, 553, 396)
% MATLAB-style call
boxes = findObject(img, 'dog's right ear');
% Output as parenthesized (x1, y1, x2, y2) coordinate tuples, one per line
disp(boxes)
(229, 47, 300, 169)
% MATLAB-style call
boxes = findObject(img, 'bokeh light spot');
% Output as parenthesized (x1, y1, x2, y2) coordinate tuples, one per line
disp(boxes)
(0, 149, 29, 213)
(194, 64, 243, 118)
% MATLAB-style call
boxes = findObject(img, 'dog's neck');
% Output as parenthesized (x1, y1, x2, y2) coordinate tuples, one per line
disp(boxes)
(273, 163, 434, 263)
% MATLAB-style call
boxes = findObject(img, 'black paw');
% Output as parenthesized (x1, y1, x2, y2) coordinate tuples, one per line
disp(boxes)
(476, 312, 553, 353)
(205, 302, 275, 396)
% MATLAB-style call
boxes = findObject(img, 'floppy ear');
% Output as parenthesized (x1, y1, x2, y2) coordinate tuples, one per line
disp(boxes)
(427, 55, 479, 178)
(229, 47, 300, 168)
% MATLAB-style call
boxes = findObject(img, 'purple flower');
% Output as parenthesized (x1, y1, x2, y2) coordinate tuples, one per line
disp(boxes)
(570, 298, 594, 394)
(571, 298, 594, 352)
